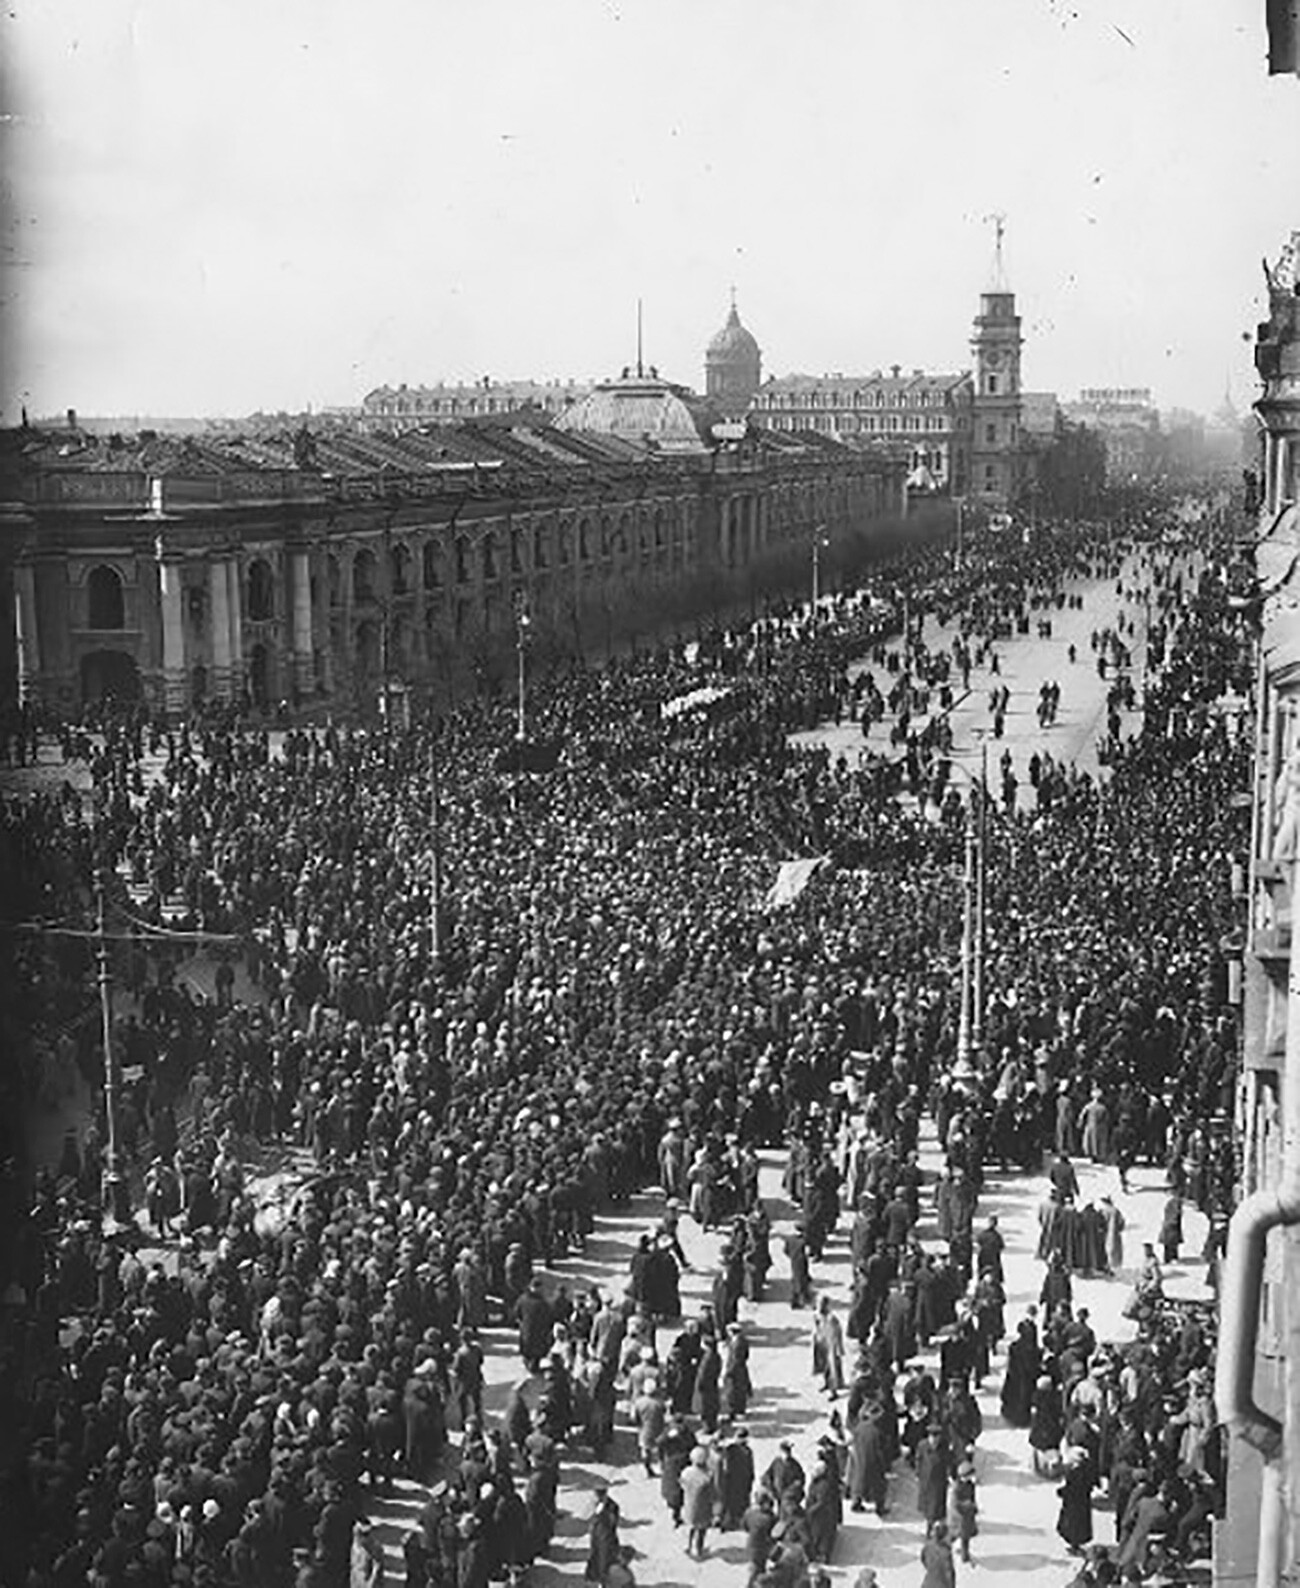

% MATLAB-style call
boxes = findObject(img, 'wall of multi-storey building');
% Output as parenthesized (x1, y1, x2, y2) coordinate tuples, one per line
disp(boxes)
(1221, 231, 1300, 1588)
(3, 448, 906, 718)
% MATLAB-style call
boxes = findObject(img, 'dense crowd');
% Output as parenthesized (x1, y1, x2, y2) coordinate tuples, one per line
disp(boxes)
(0, 500, 1247, 1586)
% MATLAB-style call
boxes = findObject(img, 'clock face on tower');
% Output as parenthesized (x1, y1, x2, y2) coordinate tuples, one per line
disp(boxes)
(985, 351, 1002, 369)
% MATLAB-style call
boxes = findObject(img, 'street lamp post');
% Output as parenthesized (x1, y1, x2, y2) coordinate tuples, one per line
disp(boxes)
(428, 739, 442, 965)
(515, 595, 531, 744)
(811, 526, 829, 610)
(940, 745, 989, 1085)
(973, 738, 989, 1050)
(95, 869, 130, 1226)
(956, 797, 977, 1078)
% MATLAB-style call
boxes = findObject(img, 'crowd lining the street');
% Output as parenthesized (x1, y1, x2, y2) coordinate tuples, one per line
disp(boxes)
(0, 501, 1244, 1587)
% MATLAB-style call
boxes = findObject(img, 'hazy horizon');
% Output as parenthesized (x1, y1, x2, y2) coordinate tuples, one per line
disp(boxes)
(3, 0, 1297, 427)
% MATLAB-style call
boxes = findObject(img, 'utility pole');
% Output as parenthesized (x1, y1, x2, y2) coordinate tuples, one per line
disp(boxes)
(95, 869, 129, 1226)
(956, 794, 976, 1080)
(973, 737, 988, 1049)
(429, 738, 442, 965)
(514, 591, 530, 745)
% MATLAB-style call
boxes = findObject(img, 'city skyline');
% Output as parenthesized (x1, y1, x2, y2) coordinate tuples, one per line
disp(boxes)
(3, 0, 1297, 425)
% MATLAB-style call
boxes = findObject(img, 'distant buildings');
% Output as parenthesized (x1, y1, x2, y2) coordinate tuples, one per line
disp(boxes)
(1062, 387, 1163, 484)
(359, 379, 592, 429)
(748, 368, 974, 494)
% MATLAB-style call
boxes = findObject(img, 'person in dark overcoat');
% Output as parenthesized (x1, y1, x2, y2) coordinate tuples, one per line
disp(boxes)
(717, 1424, 755, 1530)
(882, 1280, 917, 1372)
(516, 1278, 553, 1374)
(849, 1401, 889, 1516)
(1029, 1375, 1065, 1476)
(585, 1489, 622, 1583)
(915, 1427, 950, 1525)
(658, 1411, 695, 1527)
(1056, 1446, 1095, 1553)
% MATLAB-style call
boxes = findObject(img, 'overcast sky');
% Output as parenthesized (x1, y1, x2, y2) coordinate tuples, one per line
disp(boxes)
(2, 0, 1297, 423)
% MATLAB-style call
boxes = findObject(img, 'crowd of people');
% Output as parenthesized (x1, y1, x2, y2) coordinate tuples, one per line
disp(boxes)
(0, 498, 1247, 1586)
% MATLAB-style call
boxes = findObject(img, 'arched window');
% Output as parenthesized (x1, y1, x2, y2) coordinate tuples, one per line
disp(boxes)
(455, 536, 471, 584)
(534, 523, 550, 569)
(578, 520, 591, 562)
(88, 565, 125, 630)
(353, 548, 377, 603)
(248, 558, 275, 622)
(390, 543, 411, 595)
(390, 616, 410, 672)
(423, 540, 444, 588)
(482, 533, 499, 582)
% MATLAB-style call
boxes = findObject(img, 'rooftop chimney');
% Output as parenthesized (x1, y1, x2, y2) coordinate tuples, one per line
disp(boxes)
(890, 364, 901, 379)
(66, 408, 78, 430)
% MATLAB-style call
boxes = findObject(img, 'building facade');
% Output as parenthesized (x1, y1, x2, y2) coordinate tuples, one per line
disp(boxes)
(1063, 387, 1165, 485)
(968, 286, 1025, 507)
(748, 368, 974, 493)
(0, 414, 906, 718)
(359, 379, 592, 429)
(1219, 229, 1300, 1588)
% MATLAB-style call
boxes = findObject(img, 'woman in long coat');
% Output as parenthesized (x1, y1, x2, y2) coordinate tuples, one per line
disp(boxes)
(720, 1324, 752, 1418)
(920, 1520, 956, 1588)
(1029, 1375, 1065, 1476)
(658, 1412, 695, 1527)
(1056, 1447, 1094, 1552)
(692, 1334, 722, 1432)
(585, 1491, 622, 1583)
(812, 1295, 846, 1398)
(1000, 1320, 1040, 1428)
(803, 1455, 841, 1564)
(916, 1428, 950, 1525)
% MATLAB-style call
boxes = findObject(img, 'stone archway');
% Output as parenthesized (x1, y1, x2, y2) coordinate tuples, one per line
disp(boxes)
(80, 649, 140, 704)
(249, 642, 272, 708)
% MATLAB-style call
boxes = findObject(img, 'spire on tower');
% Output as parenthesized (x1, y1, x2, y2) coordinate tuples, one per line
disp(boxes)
(636, 299, 644, 379)
(983, 212, 1009, 291)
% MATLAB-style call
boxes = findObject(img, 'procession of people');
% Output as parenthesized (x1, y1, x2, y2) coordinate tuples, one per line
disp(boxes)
(0, 495, 1242, 1586)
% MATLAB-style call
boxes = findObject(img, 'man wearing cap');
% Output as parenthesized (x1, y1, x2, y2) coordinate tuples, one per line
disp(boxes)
(743, 1489, 777, 1585)
(717, 1423, 755, 1530)
(762, 1439, 805, 1509)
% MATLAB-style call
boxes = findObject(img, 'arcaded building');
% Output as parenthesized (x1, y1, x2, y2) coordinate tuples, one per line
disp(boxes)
(0, 406, 906, 718)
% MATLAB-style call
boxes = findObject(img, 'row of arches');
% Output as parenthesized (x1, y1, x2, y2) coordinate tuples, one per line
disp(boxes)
(322, 508, 697, 608)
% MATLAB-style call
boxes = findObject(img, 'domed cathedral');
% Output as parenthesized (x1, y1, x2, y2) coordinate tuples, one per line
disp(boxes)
(969, 217, 1025, 509)
(705, 293, 762, 418)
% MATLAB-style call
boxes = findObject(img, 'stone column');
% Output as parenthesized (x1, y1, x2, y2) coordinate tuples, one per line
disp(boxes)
(14, 562, 41, 704)
(157, 555, 186, 715)
(226, 559, 244, 701)
(291, 550, 313, 699)
(209, 556, 232, 700)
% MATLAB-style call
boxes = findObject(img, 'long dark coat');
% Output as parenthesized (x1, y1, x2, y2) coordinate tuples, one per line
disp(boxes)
(1000, 1331, 1039, 1427)
(916, 1437, 950, 1524)
(849, 1412, 888, 1508)
(1057, 1461, 1094, 1549)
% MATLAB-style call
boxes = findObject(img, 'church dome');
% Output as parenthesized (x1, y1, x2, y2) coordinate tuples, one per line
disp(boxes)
(708, 303, 760, 360)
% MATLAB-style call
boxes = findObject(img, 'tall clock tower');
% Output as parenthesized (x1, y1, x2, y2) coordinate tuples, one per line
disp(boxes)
(969, 218, 1024, 509)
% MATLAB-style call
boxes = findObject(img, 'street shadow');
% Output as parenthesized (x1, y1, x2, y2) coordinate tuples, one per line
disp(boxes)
(976, 1548, 1068, 1572)
(834, 1517, 920, 1569)
(742, 1322, 808, 1352)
